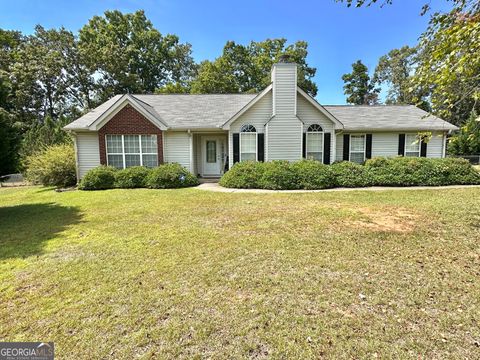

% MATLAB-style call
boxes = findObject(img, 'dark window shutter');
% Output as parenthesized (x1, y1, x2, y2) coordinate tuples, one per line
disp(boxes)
(233, 133, 240, 164)
(420, 141, 427, 157)
(343, 134, 350, 161)
(398, 134, 405, 156)
(257, 133, 265, 162)
(323, 133, 331, 164)
(366, 134, 372, 159)
(302, 133, 306, 158)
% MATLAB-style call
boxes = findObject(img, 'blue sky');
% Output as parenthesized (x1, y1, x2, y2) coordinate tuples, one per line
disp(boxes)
(0, 0, 450, 104)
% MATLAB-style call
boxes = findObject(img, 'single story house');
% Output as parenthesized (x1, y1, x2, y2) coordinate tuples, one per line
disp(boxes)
(64, 60, 458, 180)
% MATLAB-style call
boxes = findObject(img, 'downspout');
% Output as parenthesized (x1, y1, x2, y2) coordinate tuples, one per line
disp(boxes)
(188, 129, 194, 174)
(71, 131, 80, 183)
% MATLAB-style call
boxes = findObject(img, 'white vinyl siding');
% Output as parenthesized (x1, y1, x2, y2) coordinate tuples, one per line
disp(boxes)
(268, 64, 302, 161)
(297, 94, 336, 163)
(163, 131, 191, 169)
(229, 91, 272, 167)
(76, 132, 100, 179)
(272, 64, 297, 116)
(371, 133, 399, 158)
(266, 118, 302, 161)
(427, 132, 446, 158)
(336, 132, 447, 161)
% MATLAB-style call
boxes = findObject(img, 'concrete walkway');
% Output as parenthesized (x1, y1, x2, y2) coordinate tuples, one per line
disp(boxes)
(196, 182, 480, 194)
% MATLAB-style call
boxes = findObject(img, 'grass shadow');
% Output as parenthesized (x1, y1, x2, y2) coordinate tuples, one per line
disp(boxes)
(0, 203, 82, 260)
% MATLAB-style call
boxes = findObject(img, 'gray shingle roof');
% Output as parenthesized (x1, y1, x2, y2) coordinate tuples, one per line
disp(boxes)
(64, 93, 257, 130)
(324, 105, 458, 131)
(64, 95, 123, 130)
(64, 93, 458, 131)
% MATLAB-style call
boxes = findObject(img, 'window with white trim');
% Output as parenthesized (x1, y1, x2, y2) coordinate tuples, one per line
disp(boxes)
(106, 134, 158, 169)
(405, 134, 421, 157)
(240, 124, 257, 161)
(306, 124, 323, 161)
(349, 134, 366, 163)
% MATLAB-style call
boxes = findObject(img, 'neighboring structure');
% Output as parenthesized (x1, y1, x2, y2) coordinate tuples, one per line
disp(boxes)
(65, 60, 458, 180)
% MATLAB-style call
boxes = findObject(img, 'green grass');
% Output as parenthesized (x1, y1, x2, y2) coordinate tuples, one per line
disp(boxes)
(1, 186, 479, 358)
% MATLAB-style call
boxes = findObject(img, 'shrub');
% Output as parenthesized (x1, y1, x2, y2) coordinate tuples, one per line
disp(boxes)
(330, 161, 371, 188)
(25, 144, 76, 188)
(259, 160, 299, 190)
(292, 160, 335, 189)
(146, 163, 198, 189)
(365, 157, 480, 186)
(219, 161, 265, 189)
(114, 166, 151, 188)
(429, 157, 480, 185)
(218, 157, 480, 190)
(79, 166, 117, 190)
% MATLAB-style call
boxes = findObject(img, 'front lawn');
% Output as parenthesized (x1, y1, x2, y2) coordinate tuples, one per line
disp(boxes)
(1, 187, 479, 358)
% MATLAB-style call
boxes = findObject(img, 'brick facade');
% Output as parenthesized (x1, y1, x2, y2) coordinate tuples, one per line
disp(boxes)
(98, 104, 163, 165)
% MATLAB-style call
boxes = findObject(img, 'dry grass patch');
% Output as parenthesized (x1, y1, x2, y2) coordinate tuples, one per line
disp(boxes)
(347, 206, 419, 233)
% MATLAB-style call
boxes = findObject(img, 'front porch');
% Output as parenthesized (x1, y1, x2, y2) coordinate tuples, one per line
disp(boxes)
(192, 132, 229, 178)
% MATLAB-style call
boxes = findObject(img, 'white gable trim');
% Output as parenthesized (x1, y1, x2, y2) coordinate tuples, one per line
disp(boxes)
(88, 94, 169, 131)
(222, 84, 273, 130)
(297, 87, 344, 129)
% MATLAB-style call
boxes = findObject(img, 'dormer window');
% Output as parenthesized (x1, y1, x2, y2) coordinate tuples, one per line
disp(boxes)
(240, 124, 257, 161)
(306, 124, 323, 161)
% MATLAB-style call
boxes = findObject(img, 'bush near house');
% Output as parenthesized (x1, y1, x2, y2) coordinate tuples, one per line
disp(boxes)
(330, 161, 371, 188)
(218, 161, 266, 189)
(220, 157, 480, 190)
(292, 160, 336, 189)
(145, 163, 199, 189)
(365, 157, 480, 186)
(79, 166, 117, 190)
(24, 144, 76, 188)
(114, 166, 151, 188)
(259, 160, 299, 190)
(80, 163, 199, 190)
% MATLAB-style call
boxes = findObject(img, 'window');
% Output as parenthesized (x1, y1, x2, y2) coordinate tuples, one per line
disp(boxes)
(349, 134, 366, 163)
(240, 124, 257, 161)
(405, 134, 421, 157)
(106, 134, 158, 169)
(306, 124, 323, 161)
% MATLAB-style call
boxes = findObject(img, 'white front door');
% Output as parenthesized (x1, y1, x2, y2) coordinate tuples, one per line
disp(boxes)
(202, 137, 224, 176)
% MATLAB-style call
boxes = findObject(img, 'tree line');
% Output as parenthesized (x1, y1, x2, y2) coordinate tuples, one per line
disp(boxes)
(1, 1, 479, 175)
(339, 0, 480, 156)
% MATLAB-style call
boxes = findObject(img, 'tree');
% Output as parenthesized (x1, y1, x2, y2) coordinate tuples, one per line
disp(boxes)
(373, 46, 431, 110)
(0, 30, 24, 174)
(342, 60, 380, 105)
(21, 116, 72, 160)
(338, 0, 480, 125)
(191, 39, 318, 96)
(0, 109, 21, 175)
(448, 110, 480, 155)
(413, 9, 480, 125)
(155, 82, 191, 94)
(79, 10, 195, 100)
(373, 46, 416, 104)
